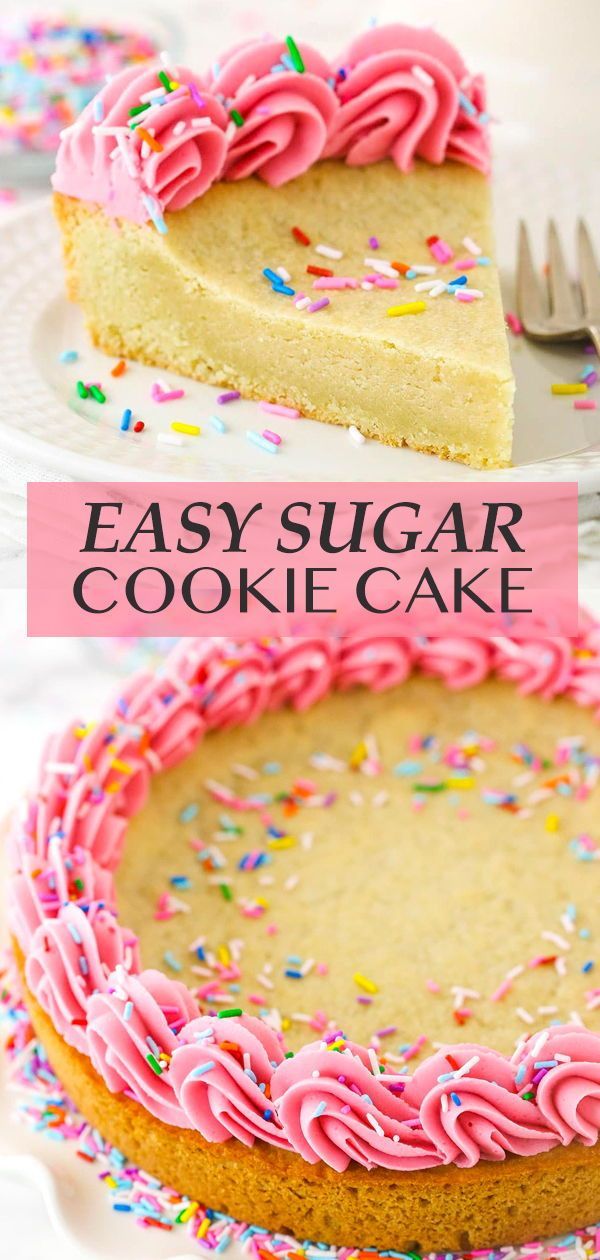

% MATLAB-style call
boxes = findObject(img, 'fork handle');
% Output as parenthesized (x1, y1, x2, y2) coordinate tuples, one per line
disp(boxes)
(587, 325, 600, 358)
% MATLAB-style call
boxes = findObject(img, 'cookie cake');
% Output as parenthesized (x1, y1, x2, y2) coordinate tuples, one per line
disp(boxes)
(51, 24, 514, 469)
(8, 629, 600, 1252)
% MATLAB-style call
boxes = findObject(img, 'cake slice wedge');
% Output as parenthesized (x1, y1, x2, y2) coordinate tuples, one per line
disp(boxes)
(52, 27, 514, 468)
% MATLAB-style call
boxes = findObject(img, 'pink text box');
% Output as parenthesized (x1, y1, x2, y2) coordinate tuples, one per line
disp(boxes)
(27, 481, 578, 638)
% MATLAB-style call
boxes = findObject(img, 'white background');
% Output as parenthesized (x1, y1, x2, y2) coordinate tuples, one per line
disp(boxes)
(1, 0, 600, 1254)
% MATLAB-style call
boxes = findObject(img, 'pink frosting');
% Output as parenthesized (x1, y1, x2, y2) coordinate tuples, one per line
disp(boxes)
(415, 635, 493, 689)
(492, 636, 575, 700)
(404, 1045, 557, 1167)
(336, 633, 415, 691)
(87, 968, 199, 1125)
(9, 840, 115, 953)
(30, 717, 151, 870)
(206, 38, 338, 185)
(52, 63, 228, 223)
(195, 644, 273, 730)
(266, 638, 340, 710)
(170, 1013, 289, 1147)
(567, 618, 600, 711)
(515, 1026, 600, 1146)
(324, 25, 490, 175)
(25, 903, 139, 1056)
(51, 24, 490, 223)
(446, 69, 489, 171)
(271, 1041, 439, 1172)
(12, 624, 600, 1174)
(109, 668, 205, 771)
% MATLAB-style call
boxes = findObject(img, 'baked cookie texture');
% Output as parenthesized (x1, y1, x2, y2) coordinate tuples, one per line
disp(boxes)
(53, 160, 513, 469)
(8, 633, 600, 1251)
(116, 676, 600, 1056)
(50, 24, 515, 468)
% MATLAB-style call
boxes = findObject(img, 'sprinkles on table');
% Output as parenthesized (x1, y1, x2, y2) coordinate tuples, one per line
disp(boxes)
(0, 15, 158, 156)
(550, 354, 599, 411)
(59, 350, 298, 449)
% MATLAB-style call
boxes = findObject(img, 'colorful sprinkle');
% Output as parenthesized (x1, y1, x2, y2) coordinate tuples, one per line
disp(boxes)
(259, 401, 300, 419)
(285, 36, 305, 74)
(247, 429, 279, 454)
(387, 301, 427, 317)
(552, 383, 588, 396)
(353, 972, 378, 994)
(171, 421, 201, 436)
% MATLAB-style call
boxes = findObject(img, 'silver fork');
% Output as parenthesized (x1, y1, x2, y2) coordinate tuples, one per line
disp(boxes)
(517, 219, 600, 358)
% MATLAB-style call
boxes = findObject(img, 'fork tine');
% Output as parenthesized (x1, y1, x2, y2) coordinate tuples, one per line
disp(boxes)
(577, 218, 600, 319)
(516, 220, 548, 328)
(547, 219, 580, 322)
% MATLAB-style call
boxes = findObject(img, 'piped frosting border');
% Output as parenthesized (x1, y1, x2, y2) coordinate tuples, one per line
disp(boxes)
(52, 24, 491, 230)
(9, 628, 600, 1175)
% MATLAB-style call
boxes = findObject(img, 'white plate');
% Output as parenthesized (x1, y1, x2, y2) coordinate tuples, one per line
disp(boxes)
(0, 193, 599, 488)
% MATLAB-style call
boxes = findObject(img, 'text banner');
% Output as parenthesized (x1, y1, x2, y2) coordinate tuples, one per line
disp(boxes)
(27, 481, 578, 637)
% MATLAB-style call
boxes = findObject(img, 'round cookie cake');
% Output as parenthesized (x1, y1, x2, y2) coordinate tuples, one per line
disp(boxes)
(8, 631, 600, 1251)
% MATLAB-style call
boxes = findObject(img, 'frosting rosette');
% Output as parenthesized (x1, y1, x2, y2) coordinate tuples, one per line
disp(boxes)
(30, 718, 151, 869)
(53, 63, 228, 223)
(112, 667, 204, 771)
(404, 1045, 557, 1167)
(267, 637, 340, 711)
(568, 618, 600, 711)
(415, 635, 492, 689)
(206, 38, 338, 185)
(170, 1013, 289, 1147)
(25, 903, 138, 1056)
(8, 838, 114, 952)
(167, 637, 226, 687)
(270, 1042, 439, 1171)
(492, 636, 574, 700)
(336, 633, 415, 691)
(59, 721, 150, 865)
(198, 644, 272, 730)
(87, 967, 198, 1126)
(167, 637, 275, 730)
(515, 1025, 600, 1146)
(446, 70, 489, 172)
(325, 25, 489, 175)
